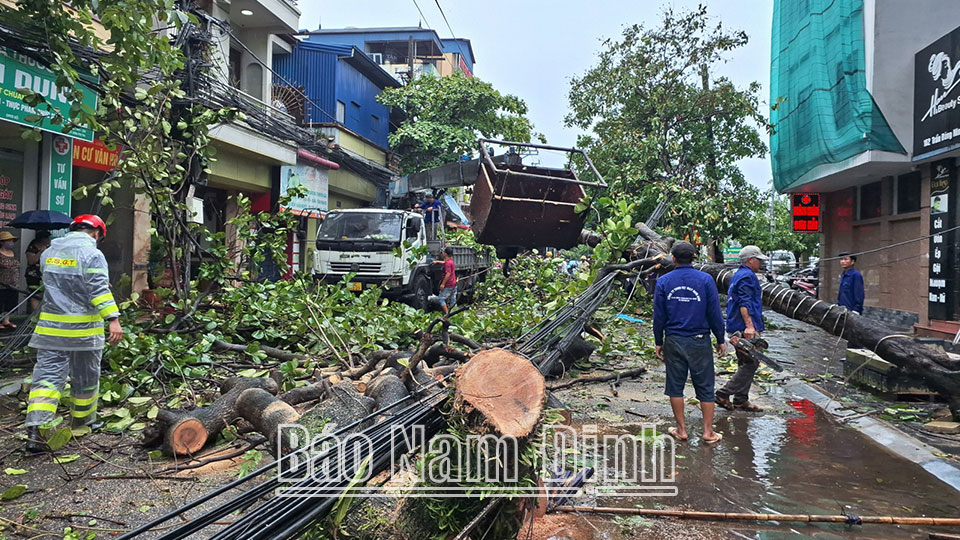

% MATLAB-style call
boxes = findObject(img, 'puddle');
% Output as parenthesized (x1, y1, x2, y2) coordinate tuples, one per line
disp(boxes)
(558, 401, 960, 539)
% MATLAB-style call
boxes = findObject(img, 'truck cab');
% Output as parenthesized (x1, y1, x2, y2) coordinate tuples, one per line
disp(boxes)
(314, 208, 491, 309)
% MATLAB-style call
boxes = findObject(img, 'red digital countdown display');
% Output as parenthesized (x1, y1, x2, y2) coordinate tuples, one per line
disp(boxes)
(792, 193, 821, 233)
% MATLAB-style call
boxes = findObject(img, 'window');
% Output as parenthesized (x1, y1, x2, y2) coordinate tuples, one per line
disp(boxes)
(858, 181, 883, 220)
(896, 172, 921, 214)
(336, 101, 345, 123)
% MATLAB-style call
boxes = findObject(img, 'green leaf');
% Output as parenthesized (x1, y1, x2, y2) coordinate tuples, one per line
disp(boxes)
(53, 454, 80, 464)
(127, 397, 152, 405)
(129, 423, 146, 431)
(70, 426, 91, 437)
(4, 468, 28, 475)
(329, 456, 370, 530)
(164, 314, 176, 324)
(1, 484, 26, 500)
(47, 428, 72, 451)
(147, 450, 163, 459)
(147, 405, 159, 420)
(139, 504, 150, 513)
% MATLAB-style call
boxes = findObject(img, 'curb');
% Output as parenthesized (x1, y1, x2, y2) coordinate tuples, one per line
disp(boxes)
(783, 377, 960, 493)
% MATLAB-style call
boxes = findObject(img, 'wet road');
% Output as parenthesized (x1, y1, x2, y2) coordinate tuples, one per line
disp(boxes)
(539, 313, 960, 539)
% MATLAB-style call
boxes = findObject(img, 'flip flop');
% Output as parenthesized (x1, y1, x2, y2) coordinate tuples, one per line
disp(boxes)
(667, 427, 688, 441)
(702, 432, 723, 445)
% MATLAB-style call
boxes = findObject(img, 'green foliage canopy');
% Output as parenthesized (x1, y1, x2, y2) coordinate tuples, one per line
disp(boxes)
(378, 73, 538, 174)
(566, 5, 770, 245)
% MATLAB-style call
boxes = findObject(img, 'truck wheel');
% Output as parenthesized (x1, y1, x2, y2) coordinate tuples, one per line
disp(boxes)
(411, 276, 430, 310)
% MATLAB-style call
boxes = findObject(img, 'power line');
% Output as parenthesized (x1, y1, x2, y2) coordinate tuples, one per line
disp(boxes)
(433, 0, 469, 66)
(410, 0, 432, 29)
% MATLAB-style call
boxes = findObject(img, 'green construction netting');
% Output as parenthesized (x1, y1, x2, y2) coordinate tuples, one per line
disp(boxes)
(770, 0, 906, 192)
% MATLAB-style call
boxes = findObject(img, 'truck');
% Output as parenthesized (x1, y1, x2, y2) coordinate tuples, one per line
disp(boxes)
(313, 208, 492, 309)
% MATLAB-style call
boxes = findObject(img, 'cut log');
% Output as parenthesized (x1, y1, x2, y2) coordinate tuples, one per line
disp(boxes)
(236, 388, 301, 452)
(279, 380, 333, 406)
(297, 381, 376, 434)
(364, 374, 411, 417)
(454, 348, 546, 438)
(146, 377, 279, 456)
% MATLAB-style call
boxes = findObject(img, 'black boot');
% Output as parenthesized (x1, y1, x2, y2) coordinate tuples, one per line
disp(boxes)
(24, 426, 47, 453)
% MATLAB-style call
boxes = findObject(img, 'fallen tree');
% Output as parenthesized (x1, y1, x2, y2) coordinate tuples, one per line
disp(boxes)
(585, 224, 960, 420)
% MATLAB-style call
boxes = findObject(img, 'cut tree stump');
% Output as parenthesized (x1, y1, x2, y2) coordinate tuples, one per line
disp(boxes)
(454, 348, 546, 438)
(147, 377, 279, 456)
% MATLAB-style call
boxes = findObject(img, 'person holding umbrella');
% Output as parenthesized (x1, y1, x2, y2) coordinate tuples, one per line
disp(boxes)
(25, 231, 51, 313)
(0, 231, 19, 328)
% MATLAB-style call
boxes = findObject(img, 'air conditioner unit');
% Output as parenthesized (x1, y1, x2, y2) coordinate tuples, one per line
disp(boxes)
(370, 53, 383, 64)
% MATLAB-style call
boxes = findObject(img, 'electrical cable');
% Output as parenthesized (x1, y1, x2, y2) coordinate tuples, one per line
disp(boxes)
(433, 0, 469, 65)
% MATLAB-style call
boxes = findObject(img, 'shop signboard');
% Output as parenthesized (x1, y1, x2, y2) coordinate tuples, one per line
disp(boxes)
(723, 246, 741, 264)
(0, 47, 97, 142)
(49, 135, 73, 216)
(279, 163, 329, 218)
(791, 193, 821, 232)
(0, 150, 23, 228)
(929, 159, 955, 320)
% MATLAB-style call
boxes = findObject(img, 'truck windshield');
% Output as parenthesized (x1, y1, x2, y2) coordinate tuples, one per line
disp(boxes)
(318, 213, 402, 242)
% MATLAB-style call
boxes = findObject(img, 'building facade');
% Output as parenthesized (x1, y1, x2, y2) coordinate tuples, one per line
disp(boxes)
(300, 26, 475, 83)
(770, 0, 960, 331)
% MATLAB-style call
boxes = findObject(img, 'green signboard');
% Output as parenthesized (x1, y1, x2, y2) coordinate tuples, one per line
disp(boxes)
(0, 47, 97, 141)
(723, 246, 741, 264)
(49, 135, 72, 215)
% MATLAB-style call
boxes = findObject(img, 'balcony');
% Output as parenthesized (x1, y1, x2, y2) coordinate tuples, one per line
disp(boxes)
(229, 0, 300, 34)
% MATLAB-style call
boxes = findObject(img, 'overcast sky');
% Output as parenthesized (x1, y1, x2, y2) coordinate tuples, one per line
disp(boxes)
(298, 1, 774, 188)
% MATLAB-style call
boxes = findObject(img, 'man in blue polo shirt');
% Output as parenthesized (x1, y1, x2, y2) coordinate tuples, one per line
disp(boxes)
(837, 252, 864, 314)
(416, 193, 442, 240)
(716, 245, 766, 412)
(654, 241, 726, 444)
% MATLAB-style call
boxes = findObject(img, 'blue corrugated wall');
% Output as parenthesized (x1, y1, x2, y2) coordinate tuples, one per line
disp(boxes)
(274, 43, 392, 149)
(335, 61, 391, 148)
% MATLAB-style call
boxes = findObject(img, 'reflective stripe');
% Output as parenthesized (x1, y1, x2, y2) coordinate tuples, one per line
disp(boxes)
(40, 312, 102, 323)
(71, 407, 96, 418)
(85, 268, 108, 274)
(27, 402, 57, 413)
(91, 293, 115, 306)
(71, 395, 97, 406)
(34, 326, 104, 338)
(37, 380, 58, 390)
(99, 306, 119, 318)
(28, 389, 61, 400)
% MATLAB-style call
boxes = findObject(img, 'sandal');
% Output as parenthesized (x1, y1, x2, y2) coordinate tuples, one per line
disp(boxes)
(667, 427, 688, 441)
(715, 394, 735, 410)
(702, 432, 723, 445)
(737, 402, 762, 412)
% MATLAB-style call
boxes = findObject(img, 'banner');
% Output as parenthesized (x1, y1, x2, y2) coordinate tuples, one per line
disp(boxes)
(73, 138, 120, 171)
(279, 163, 328, 218)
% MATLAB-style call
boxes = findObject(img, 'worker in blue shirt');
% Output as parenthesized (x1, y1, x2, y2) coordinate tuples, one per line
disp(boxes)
(416, 193, 442, 240)
(837, 252, 864, 314)
(654, 241, 726, 444)
(716, 245, 767, 412)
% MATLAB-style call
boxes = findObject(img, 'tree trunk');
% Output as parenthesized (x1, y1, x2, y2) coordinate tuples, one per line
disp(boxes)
(454, 348, 546, 438)
(696, 262, 960, 419)
(147, 376, 279, 456)
(236, 387, 301, 452)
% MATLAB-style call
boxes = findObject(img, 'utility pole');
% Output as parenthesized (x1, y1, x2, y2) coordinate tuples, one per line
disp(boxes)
(700, 63, 722, 262)
(407, 36, 415, 83)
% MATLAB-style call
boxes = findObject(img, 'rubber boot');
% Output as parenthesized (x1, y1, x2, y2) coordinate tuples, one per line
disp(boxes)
(24, 426, 47, 453)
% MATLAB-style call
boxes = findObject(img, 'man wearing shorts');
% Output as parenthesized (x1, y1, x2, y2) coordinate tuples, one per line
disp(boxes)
(653, 241, 726, 443)
(434, 246, 457, 315)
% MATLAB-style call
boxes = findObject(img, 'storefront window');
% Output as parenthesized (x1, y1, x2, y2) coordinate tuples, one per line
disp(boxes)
(858, 181, 883, 220)
(896, 172, 921, 214)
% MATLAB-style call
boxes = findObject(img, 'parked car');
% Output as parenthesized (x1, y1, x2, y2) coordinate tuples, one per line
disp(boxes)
(769, 250, 797, 273)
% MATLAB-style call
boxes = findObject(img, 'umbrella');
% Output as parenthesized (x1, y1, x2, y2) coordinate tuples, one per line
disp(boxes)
(7, 210, 73, 230)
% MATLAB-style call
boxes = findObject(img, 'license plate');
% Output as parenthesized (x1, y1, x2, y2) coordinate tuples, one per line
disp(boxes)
(347, 282, 362, 292)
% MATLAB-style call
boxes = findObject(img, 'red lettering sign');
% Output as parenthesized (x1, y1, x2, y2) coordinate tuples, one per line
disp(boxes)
(73, 139, 121, 172)
(792, 193, 821, 233)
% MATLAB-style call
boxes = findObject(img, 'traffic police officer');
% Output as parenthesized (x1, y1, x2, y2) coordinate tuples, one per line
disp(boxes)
(25, 215, 123, 452)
